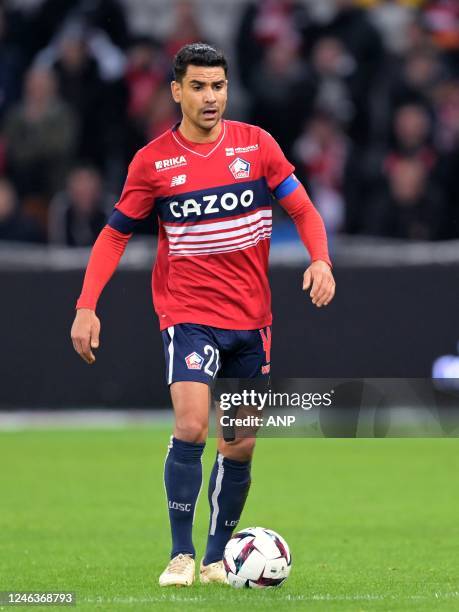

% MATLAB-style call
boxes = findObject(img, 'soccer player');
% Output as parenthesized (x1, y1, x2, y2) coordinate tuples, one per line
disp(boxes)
(71, 43, 335, 587)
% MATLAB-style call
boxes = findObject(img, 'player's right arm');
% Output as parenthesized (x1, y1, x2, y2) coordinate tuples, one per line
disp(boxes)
(71, 149, 155, 364)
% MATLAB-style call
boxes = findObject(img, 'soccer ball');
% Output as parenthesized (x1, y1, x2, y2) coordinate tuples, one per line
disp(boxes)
(223, 527, 291, 588)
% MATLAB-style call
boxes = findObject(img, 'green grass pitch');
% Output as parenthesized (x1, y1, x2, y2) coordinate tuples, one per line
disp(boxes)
(1, 428, 458, 611)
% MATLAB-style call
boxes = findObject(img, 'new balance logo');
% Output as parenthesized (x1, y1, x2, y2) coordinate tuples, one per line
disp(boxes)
(155, 155, 187, 171)
(170, 174, 187, 187)
(225, 147, 235, 156)
(168, 501, 191, 512)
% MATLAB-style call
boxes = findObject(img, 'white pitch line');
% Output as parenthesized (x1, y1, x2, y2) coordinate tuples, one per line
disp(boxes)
(81, 591, 459, 604)
(0, 409, 173, 431)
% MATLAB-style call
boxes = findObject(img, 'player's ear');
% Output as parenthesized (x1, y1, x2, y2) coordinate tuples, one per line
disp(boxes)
(171, 81, 181, 103)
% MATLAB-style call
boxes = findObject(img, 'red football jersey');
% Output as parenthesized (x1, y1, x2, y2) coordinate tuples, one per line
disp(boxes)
(112, 120, 294, 331)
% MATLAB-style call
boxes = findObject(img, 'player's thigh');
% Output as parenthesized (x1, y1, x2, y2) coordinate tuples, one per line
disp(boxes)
(162, 323, 221, 443)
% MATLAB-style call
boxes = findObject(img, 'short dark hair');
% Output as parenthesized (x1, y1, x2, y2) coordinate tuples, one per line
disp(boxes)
(173, 43, 228, 82)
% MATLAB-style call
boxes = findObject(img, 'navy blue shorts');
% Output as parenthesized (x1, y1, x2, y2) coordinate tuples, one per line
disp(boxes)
(161, 323, 272, 385)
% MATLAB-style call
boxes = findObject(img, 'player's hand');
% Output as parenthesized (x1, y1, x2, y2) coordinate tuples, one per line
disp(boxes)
(303, 260, 335, 308)
(71, 308, 101, 364)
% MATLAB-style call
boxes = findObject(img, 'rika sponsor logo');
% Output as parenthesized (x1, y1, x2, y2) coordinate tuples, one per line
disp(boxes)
(185, 352, 204, 370)
(155, 155, 187, 171)
(229, 157, 251, 179)
(168, 501, 192, 512)
(170, 174, 187, 187)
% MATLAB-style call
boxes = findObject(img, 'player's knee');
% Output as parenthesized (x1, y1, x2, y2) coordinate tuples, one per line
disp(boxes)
(219, 437, 256, 461)
(174, 420, 208, 443)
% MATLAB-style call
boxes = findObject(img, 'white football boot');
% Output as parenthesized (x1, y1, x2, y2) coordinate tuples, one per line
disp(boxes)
(199, 559, 228, 584)
(159, 553, 195, 587)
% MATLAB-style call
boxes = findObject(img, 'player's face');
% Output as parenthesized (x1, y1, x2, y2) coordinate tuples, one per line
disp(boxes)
(172, 65, 227, 133)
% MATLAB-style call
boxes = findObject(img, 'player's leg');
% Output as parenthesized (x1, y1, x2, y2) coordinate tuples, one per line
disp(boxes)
(201, 437, 254, 579)
(201, 327, 271, 580)
(160, 325, 220, 586)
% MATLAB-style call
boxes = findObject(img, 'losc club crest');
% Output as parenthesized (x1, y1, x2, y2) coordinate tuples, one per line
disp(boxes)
(185, 352, 204, 370)
(229, 157, 251, 179)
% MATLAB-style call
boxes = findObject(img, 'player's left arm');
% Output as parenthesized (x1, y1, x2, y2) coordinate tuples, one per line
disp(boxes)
(274, 175, 335, 308)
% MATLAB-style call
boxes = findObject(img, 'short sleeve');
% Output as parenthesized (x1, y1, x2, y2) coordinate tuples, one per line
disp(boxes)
(259, 128, 295, 193)
(115, 150, 155, 219)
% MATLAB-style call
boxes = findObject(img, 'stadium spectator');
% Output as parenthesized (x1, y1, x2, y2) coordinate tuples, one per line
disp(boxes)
(3, 67, 77, 204)
(236, 0, 309, 93)
(364, 155, 445, 240)
(293, 112, 350, 233)
(0, 5, 25, 121)
(423, 0, 459, 73)
(249, 38, 315, 157)
(51, 26, 107, 166)
(124, 36, 170, 155)
(391, 46, 445, 110)
(0, 178, 44, 242)
(164, 1, 206, 59)
(310, 0, 384, 144)
(433, 79, 459, 152)
(368, 0, 416, 56)
(48, 165, 110, 246)
(125, 36, 166, 120)
(309, 36, 356, 128)
(391, 103, 436, 159)
(144, 85, 180, 142)
(25, 0, 129, 60)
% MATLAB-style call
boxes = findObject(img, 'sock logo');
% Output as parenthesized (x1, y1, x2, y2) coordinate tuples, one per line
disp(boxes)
(168, 501, 192, 512)
(225, 519, 239, 527)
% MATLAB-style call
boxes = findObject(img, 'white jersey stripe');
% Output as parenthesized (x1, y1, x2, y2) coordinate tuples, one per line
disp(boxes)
(170, 233, 270, 257)
(164, 209, 272, 236)
(167, 219, 272, 244)
(164, 205, 272, 229)
(169, 228, 272, 251)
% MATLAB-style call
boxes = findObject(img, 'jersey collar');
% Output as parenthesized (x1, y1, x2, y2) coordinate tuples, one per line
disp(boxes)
(171, 120, 227, 158)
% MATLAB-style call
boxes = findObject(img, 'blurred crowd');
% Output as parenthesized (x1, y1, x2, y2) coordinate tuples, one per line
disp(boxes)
(0, 0, 459, 246)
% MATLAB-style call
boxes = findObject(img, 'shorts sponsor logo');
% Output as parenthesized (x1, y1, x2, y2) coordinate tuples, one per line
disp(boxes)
(155, 155, 187, 171)
(170, 174, 187, 187)
(229, 157, 251, 179)
(185, 352, 204, 370)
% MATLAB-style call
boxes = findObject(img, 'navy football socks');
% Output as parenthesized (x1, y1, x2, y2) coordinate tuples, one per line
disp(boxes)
(204, 453, 252, 565)
(164, 436, 205, 558)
